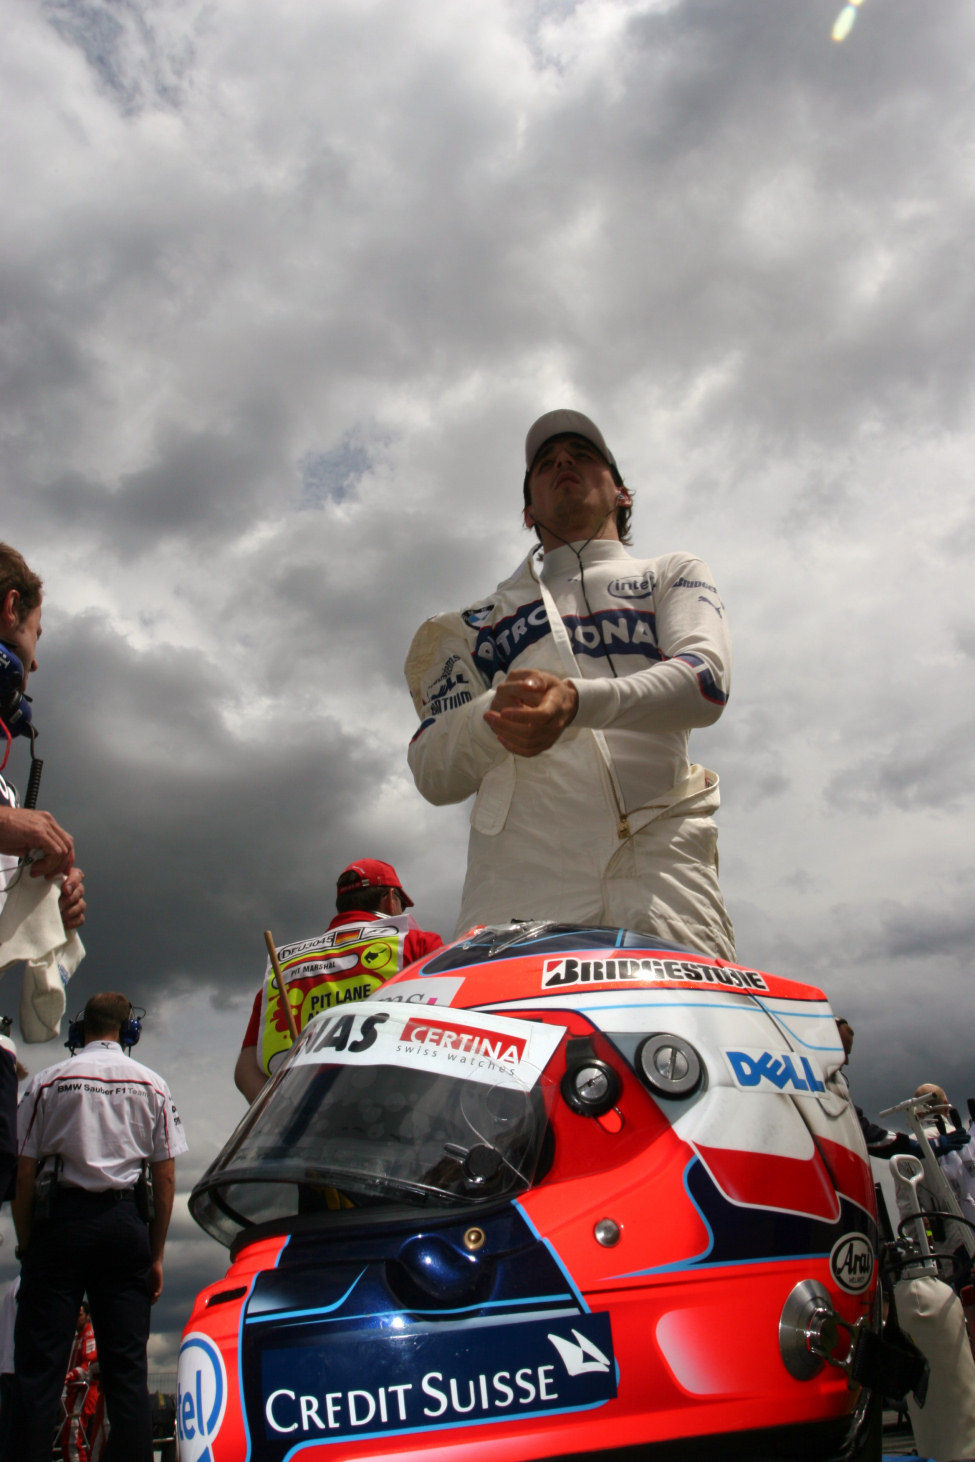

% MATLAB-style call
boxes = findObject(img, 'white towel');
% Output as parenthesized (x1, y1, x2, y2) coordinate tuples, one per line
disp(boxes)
(0, 871, 85, 1042)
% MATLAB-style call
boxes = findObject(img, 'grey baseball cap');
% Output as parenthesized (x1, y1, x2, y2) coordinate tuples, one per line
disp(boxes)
(524, 410, 617, 472)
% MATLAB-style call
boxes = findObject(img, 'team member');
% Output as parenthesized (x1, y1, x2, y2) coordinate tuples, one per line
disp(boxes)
(5, 992, 186, 1462)
(0, 543, 85, 927)
(406, 410, 735, 956)
(914, 1083, 975, 1223)
(234, 858, 443, 1102)
(836, 1022, 969, 1168)
(835, 1018, 916, 1157)
(0, 543, 85, 1209)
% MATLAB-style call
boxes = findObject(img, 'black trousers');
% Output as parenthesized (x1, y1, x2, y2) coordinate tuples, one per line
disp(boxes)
(0, 1048, 17, 1206)
(4, 1188, 153, 1462)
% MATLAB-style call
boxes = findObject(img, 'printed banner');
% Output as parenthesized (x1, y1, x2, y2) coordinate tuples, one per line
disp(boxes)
(292, 1000, 565, 1091)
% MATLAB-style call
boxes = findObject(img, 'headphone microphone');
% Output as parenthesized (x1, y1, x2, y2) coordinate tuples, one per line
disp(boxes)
(0, 643, 34, 739)
(66, 1008, 145, 1055)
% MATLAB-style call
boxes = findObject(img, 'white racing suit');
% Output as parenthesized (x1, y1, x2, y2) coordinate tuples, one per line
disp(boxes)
(406, 540, 735, 958)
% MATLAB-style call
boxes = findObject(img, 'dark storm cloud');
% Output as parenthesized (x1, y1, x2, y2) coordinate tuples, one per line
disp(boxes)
(29, 619, 388, 999)
(42, 409, 291, 553)
(877, 900, 975, 965)
(814, 887, 975, 978)
(508, 0, 975, 444)
(824, 721, 974, 814)
(0, 268, 96, 423)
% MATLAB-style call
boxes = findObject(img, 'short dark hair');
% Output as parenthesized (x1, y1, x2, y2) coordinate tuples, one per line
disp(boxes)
(335, 879, 390, 915)
(83, 992, 132, 1040)
(0, 543, 43, 618)
(522, 459, 634, 545)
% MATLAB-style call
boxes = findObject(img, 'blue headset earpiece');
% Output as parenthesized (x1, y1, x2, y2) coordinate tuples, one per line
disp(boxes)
(121, 1012, 143, 1051)
(0, 642, 33, 737)
(66, 1007, 145, 1054)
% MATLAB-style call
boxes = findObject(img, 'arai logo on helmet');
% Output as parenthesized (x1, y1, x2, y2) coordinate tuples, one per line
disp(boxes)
(177, 1332, 228, 1462)
(830, 1233, 874, 1293)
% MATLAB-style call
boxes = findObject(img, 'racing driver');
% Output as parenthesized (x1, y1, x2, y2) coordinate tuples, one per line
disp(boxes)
(405, 409, 735, 959)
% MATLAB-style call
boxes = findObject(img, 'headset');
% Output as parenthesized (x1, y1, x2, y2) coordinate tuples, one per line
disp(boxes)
(0, 642, 33, 739)
(0, 640, 42, 801)
(66, 1006, 146, 1055)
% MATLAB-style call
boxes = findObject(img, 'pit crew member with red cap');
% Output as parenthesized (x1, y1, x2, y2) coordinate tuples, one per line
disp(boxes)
(234, 858, 443, 1102)
(406, 410, 735, 959)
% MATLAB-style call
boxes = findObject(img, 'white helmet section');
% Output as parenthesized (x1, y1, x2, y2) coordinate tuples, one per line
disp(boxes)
(483, 984, 861, 1224)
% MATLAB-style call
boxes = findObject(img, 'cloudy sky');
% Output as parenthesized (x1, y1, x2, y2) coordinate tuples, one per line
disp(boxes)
(1, 0, 973, 1369)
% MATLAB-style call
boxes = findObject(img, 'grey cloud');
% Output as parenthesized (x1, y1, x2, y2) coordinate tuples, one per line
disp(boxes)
(878, 902, 975, 965)
(515, 0, 975, 444)
(955, 623, 975, 661)
(824, 721, 975, 813)
(42, 410, 290, 553)
(32, 621, 388, 995)
(41, 0, 195, 114)
(706, 705, 792, 811)
(0, 269, 95, 427)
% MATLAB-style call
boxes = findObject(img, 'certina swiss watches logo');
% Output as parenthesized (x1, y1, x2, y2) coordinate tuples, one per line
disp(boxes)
(830, 1233, 875, 1293)
(261, 1311, 616, 1443)
(177, 1332, 227, 1462)
(542, 956, 767, 992)
(724, 1048, 826, 1097)
(400, 1015, 527, 1065)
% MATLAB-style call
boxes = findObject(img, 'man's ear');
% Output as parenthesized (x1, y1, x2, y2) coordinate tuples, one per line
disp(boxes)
(0, 590, 19, 634)
(523, 505, 535, 529)
(616, 487, 632, 508)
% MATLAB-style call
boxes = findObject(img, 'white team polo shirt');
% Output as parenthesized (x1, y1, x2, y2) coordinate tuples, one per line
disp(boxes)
(18, 1040, 187, 1191)
(0, 770, 20, 920)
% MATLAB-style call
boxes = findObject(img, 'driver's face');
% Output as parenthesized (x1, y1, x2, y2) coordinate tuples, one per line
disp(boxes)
(2, 597, 42, 686)
(525, 435, 625, 551)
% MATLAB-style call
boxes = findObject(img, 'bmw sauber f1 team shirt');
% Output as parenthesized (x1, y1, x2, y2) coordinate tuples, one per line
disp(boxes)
(0, 770, 20, 918)
(18, 1039, 187, 1190)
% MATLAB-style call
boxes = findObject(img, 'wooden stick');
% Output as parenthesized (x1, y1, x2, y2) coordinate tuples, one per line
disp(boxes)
(264, 928, 299, 1044)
